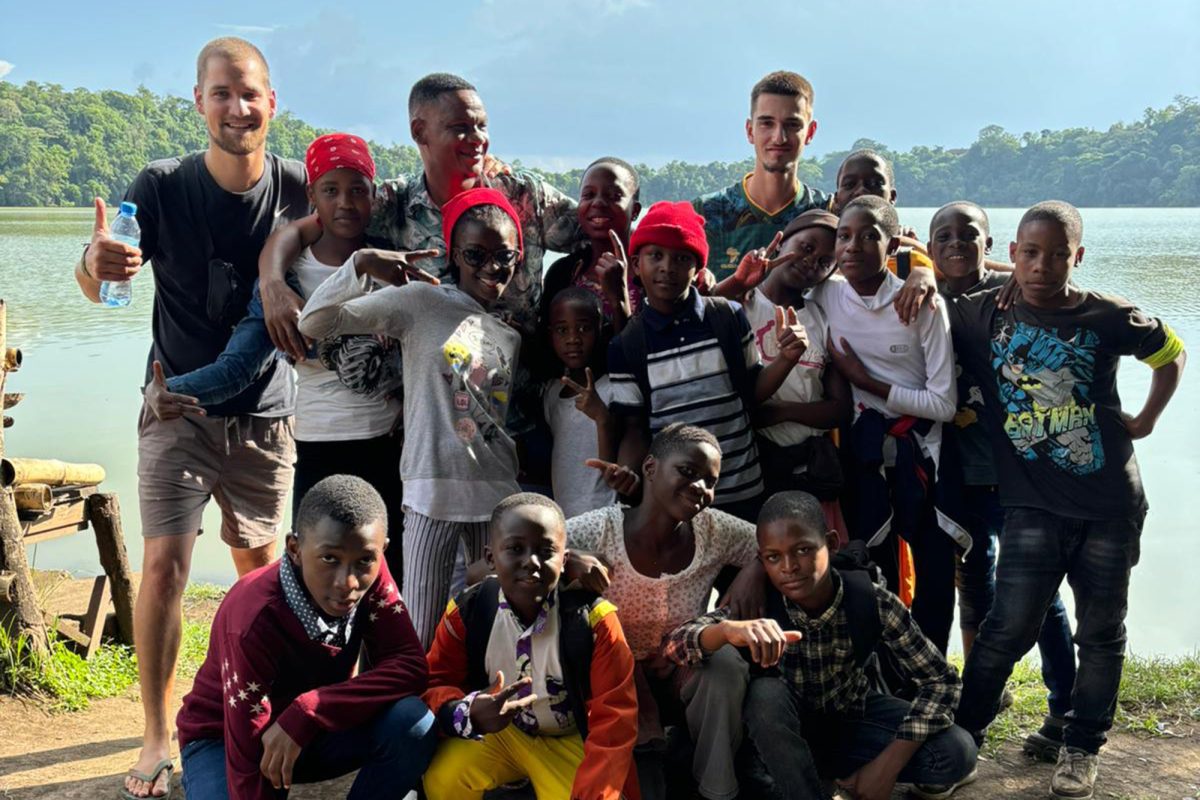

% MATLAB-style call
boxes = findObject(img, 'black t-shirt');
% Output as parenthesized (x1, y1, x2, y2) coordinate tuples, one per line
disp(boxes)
(124, 153, 308, 416)
(947, 288, 1171, 520)
(940, 270, 1010, 486)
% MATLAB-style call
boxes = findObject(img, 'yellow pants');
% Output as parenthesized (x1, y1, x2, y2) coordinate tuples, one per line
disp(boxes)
(422, 725, 585, 799)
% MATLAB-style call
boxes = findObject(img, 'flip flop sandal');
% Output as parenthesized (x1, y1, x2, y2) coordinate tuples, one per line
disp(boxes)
(119, 758, 175, 800)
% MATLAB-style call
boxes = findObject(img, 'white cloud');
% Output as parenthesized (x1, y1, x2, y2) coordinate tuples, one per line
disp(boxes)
(0, 61, 14, 80)
(215, 23, 278, 35)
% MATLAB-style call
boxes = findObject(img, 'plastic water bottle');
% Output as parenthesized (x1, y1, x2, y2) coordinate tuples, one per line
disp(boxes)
(99, 201, 140, 307)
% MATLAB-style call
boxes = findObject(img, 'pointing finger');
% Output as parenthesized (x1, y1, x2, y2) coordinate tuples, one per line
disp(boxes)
(585, 458, 617, 472)
(786, 306, 798, 326)
(774, 305, 785, 330)
(766, 251, 798, 271)
(406, 248, 441, 261)
(560, 375, 587, 395)
(584, 367, 594, 390)
(609, 229, 627, 262)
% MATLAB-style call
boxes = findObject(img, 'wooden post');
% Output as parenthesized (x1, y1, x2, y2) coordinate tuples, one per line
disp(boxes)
(0, 300, 47, 651)
(87, 492, 136, 647)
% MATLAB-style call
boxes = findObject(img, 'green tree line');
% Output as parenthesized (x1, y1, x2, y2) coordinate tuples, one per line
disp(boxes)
(1, 80, 1197, 207)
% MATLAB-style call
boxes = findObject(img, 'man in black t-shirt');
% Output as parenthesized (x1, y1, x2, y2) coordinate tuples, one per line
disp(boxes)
(945, 202, 1186, 800)
(74, 37, 307, 800)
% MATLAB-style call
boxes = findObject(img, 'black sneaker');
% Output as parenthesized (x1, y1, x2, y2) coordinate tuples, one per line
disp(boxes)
(1023, 715, 1067, 762)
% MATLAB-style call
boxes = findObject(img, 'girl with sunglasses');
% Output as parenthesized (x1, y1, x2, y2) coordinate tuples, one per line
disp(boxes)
(300, 187, 526, 647)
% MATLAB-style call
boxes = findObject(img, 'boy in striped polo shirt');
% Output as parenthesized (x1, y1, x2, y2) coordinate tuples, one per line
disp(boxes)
(607, 201, 809, 521)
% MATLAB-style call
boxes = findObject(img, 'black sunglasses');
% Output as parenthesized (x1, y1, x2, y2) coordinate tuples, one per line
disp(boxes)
(456, 246, 521, 270)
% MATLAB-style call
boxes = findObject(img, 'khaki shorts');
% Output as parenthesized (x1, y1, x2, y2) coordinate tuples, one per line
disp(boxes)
(137, 405, 295, 548)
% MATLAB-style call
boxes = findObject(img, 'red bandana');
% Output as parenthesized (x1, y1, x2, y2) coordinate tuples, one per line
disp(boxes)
(305, 133, 376, 185)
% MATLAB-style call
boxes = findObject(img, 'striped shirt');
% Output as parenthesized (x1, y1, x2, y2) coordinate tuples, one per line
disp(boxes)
(607, 288, 764, 505)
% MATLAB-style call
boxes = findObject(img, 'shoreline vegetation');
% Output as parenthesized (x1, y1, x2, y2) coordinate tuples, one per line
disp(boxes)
(2, 573, 1196, 754)
(1, 82, 1197, 208)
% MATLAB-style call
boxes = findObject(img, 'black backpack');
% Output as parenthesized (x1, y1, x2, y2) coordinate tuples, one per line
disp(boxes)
(618, 295, 756, 412)
(455, 577, 605, 739)
(761, 540, 903, 696)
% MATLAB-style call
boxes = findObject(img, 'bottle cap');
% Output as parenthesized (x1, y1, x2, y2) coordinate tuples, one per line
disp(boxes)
(119, 201, 138, 217)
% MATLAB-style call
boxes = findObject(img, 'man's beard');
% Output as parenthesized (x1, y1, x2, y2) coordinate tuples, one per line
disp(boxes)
(211, 124, 268, 156)
(762, 159, 795, 174)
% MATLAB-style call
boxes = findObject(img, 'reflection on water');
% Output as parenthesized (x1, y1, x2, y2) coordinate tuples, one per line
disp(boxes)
(1, 207, 1198, 655)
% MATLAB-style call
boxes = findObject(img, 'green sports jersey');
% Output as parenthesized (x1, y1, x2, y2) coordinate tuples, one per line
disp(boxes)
(692, 173, 831, 281)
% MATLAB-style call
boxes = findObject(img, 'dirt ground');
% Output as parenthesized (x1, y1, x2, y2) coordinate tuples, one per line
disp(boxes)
(2, 577, 1197, 799)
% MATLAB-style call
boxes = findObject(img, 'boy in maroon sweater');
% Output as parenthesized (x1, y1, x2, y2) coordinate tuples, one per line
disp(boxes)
(176, 475, 436, 799)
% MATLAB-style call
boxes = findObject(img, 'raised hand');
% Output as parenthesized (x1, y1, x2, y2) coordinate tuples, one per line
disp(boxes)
(561, 367, 608, 422)
(596, 230, 631, 301)
(84, 197, 142, 283)
(995, 274, 1023, 310)
(469, 671, 538, 735)
(585, 458, 641, 496)
(732, 232, 796, 292)
(715, 619, 802, 667)
(354, 248, 442, 287)
(144, 361, 205, 421)
(773, 305, 809, 362)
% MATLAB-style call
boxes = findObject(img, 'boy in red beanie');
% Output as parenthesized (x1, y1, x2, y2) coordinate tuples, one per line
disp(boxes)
(605, 200, 809, 525)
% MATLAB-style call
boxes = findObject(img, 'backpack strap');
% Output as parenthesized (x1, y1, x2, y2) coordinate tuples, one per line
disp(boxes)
(838, 568, 882, 671)
(557, 588, 609, 740)
(703, 296, 753, 408)
(617, 313, 653, 414)
(458, 578, 502, 692)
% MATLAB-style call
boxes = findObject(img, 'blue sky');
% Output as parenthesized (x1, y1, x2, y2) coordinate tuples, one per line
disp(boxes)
(3, 0, 1198, 169)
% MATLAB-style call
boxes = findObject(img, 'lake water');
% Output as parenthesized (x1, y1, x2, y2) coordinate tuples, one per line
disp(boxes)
(1, 207, 1198, 656)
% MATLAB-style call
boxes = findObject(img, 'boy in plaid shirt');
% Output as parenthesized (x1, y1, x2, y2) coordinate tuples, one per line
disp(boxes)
(664, 491, 977, 800)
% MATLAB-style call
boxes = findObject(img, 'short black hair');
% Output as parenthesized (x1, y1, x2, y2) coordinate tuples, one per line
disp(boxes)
(584, 156, 641, 204)
(750, 70, 814, 115)
(447, 204, 519, 282)
(1019, 200, 1083, 248)
(836, 149, 894, 187)
(930, 201, 991, 238)
(296, 475, 387, 540)
(840, 195, 900, 239)
(648, 423, 720, 463)
(549, 286, 603, 322)
(408, 72, 477, 119)
(757, 490, 827, 533)
(490, 492, 566, 539)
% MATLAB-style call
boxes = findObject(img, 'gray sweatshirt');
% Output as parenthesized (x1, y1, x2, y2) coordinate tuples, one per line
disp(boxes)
(298, 257, 521, 521)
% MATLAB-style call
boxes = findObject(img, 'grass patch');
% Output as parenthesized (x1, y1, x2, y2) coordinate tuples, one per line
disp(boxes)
(0, 624, 138, 712)
(0, 582, 230, 710)
(965, 652, 1200, 755)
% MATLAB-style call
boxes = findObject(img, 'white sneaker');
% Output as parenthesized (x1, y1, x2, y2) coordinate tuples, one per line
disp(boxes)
(1050, 747, 1098, 799)
(910, 766, 979, 799)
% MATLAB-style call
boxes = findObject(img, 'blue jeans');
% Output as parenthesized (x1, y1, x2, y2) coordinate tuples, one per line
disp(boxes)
(744, 677, 978, 799)
(955, 487, 1077, 718)
(958, 507, 1143, 754)
(180, 696, 437, 798)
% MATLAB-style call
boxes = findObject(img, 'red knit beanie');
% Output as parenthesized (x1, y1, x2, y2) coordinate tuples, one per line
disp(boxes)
(441, 187, 525, 257)
(629, 201, 709, 269)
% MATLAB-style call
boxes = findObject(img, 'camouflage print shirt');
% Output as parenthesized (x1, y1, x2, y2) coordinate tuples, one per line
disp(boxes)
(692, 174, 831, 282)
(366, 170, 581, 337)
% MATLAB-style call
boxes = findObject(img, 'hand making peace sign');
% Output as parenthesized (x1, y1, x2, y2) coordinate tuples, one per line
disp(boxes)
(560, 367, 608, 422)
(731, 231, 797, 292)
(773, 305, 809, 363)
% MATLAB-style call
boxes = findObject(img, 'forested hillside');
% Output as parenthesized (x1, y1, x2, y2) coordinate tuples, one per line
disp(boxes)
(1, 80, 1196, 207)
